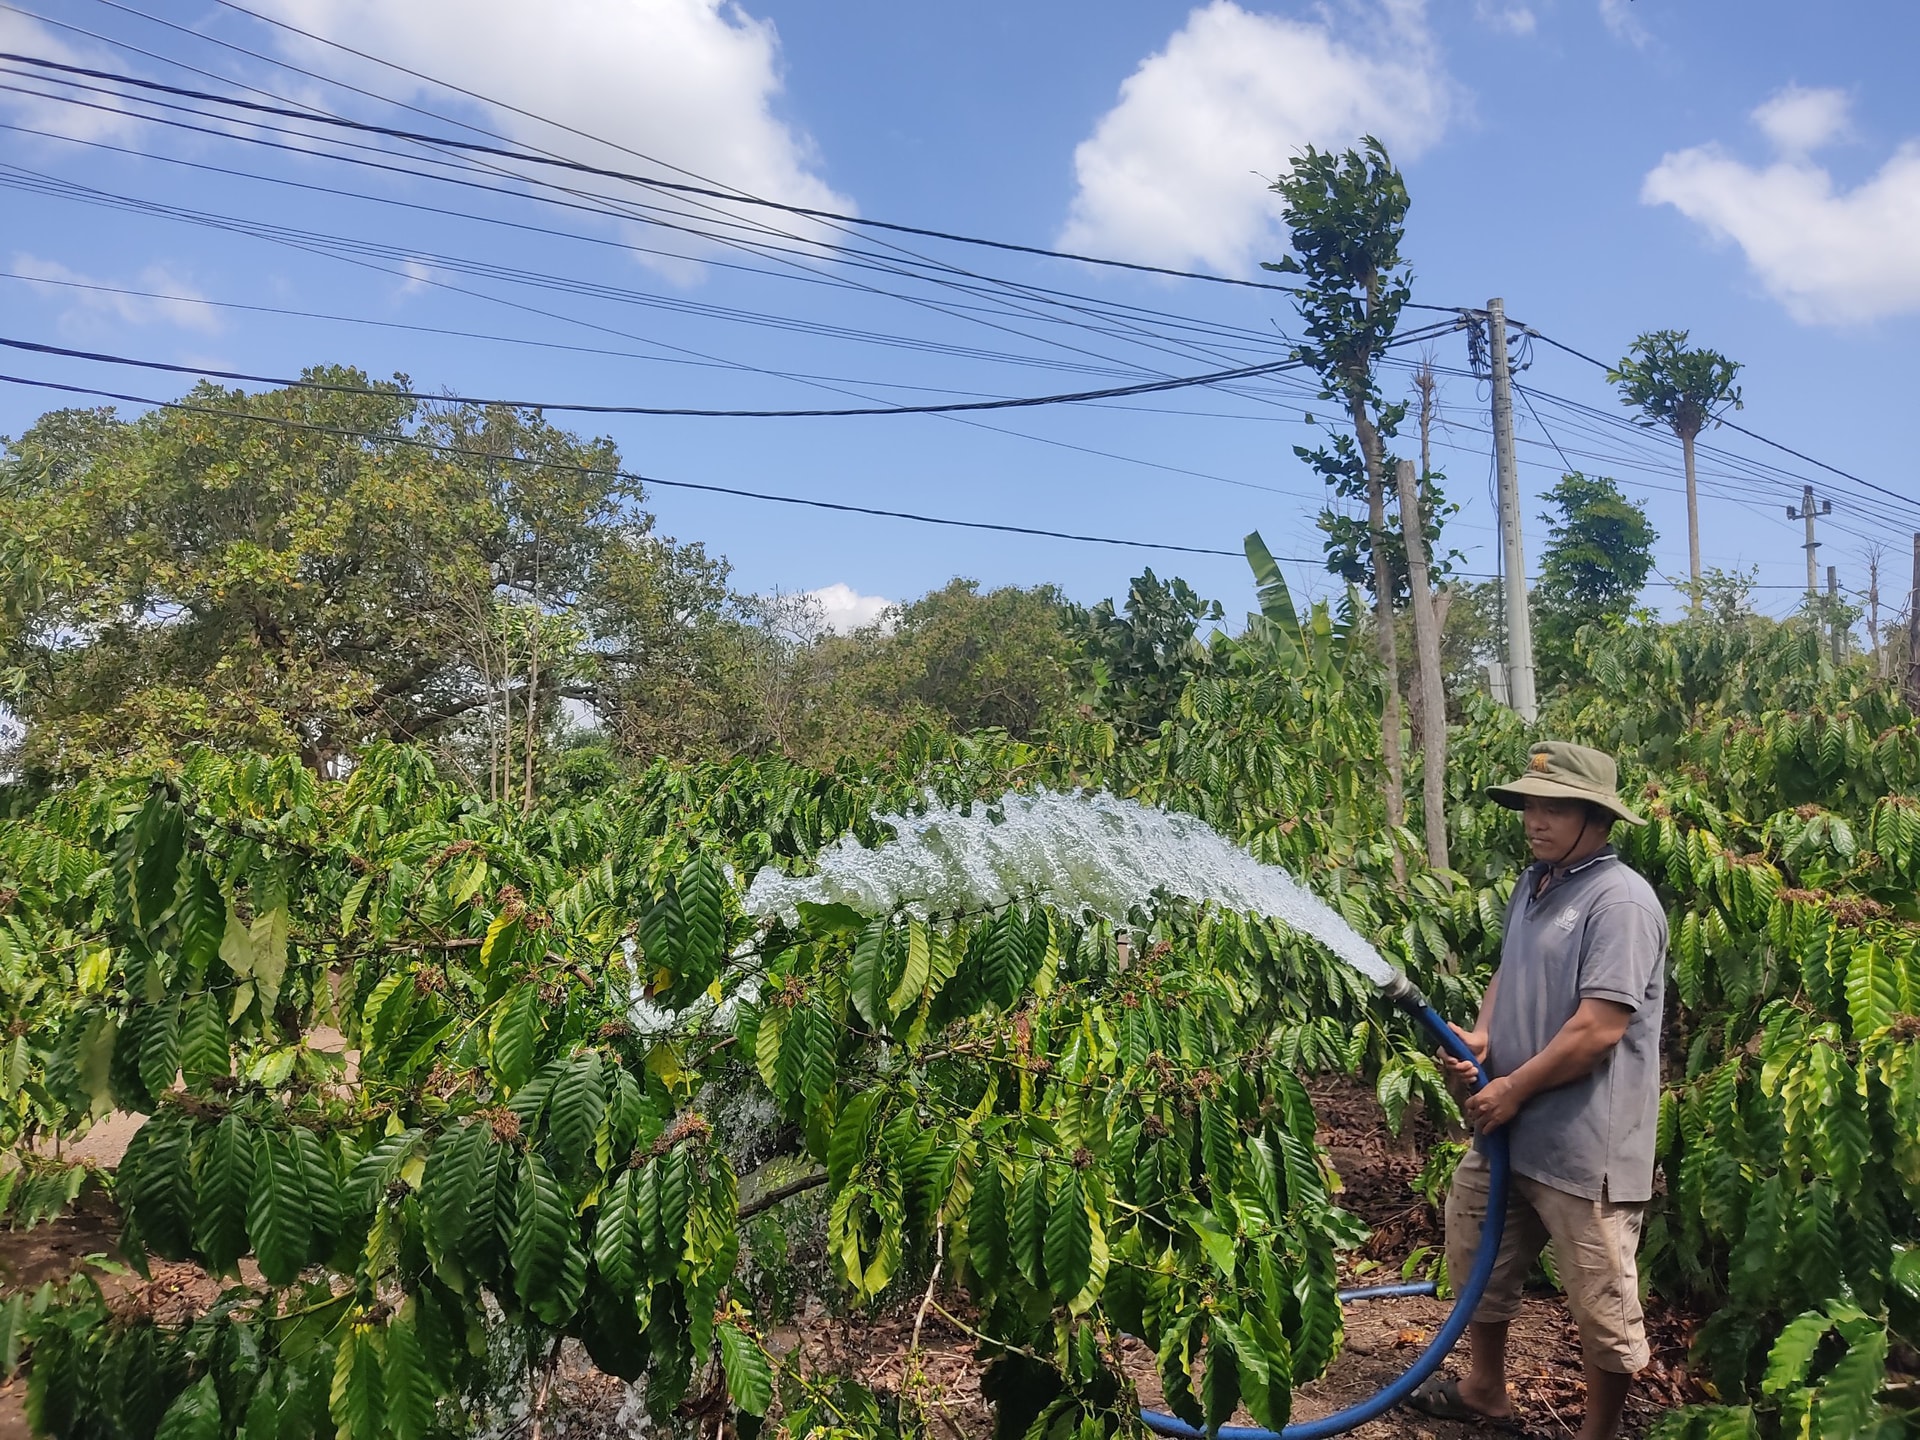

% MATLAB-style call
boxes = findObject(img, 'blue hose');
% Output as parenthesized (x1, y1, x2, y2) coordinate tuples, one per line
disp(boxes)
(1138, 1001, 1510, 1440)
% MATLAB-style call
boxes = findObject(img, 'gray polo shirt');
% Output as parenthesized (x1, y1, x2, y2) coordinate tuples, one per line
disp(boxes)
(1480, 846, 1667, 1203)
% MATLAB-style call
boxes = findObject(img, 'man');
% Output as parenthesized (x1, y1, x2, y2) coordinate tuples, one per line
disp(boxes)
(1411, 742, 1667, 1440)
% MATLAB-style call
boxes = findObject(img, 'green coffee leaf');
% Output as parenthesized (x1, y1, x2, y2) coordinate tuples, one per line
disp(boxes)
(849, 920, 890, 1030)
(593, 1169, 642, 1295)
(383, 1313, 435, 1440)
(154, 1373, 221, 1440)
(194, 1112, 254, 1274)
(548, 1051, 608, 1171)
(717, 1322, 773, 1416)
(490, 983, 542, 1091)
(512, 1154, 586, 1326)
(828, 1088, 881, 1193)
(248, 1129, 312, 1286)
(1042, 1168, 1091, 1302)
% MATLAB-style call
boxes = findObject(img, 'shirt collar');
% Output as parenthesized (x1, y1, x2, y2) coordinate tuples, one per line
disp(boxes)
(1564, 844, 1619, 875)
(1528, 843, 1618, 886)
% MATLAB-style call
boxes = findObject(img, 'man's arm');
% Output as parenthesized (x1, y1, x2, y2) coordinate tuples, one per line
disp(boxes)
(1464, 997, 1631, 1131)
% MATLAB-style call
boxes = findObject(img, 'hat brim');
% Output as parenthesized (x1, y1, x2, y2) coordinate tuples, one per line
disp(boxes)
(1487, 774, 1646, 826)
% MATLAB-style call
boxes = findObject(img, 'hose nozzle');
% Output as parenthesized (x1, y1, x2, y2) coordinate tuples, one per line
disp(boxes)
(1378, 969, 1430, 1016)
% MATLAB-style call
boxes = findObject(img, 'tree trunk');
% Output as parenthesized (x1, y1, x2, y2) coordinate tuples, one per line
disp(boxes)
(1396, 458, 1450, 871)
(1681, 426, 1702, 605)
(522, 641, 539, 814)
(1350, 394, 1407, 884)
(1906, 532, 1920, 712)
(522, 539, 544, 814)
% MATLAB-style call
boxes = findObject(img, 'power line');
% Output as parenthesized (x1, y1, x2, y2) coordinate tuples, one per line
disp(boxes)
(3, 7, 1337, 392)
(3, 15, 1455, 450)
(1515, 321, 1920, 522)
(0, 45, 1374, 304)
(0, 333, 1340, 419)
(12, 8, 1318, 361)
(0, 167, 1326, 499)
(0, 162, 1139, 379)
(0, 271, 1091, 398)
(0, 370, 1262, 558)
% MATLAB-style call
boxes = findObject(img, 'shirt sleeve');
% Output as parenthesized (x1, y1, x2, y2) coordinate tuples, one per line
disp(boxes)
(1577, 901, 1665, 1011)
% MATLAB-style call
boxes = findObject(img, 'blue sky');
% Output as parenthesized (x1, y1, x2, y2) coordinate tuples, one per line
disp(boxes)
(5, 0, 1919, 633)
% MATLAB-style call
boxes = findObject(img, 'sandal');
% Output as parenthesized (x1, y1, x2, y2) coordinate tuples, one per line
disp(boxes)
(1406, 1374, 1525, 1432)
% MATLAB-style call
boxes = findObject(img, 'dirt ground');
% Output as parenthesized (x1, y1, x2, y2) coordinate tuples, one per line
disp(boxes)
(0, 1075, 1704, 1438)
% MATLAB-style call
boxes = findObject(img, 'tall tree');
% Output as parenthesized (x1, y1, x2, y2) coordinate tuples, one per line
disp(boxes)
(707, 579, 1079, 765)
(0, 376, 728, 779)
(1606, 330, 1742, 600)
(1267, 137, 1417, 876)
(1073, 569, 1221, 738)
(1533, 472, 1657, 687)
(1401, 361, 1450, 868)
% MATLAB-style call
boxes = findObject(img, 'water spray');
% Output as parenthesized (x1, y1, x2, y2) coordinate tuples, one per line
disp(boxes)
(747, 790, 1510, 1439)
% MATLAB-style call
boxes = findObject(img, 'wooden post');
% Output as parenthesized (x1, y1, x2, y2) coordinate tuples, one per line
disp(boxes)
(1827, 566, 1843, 666)
(1906, 533, 1920, 711)
(1397, 458, 1450, 871)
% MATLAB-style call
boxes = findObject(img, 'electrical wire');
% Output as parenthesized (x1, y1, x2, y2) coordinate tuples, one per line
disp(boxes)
(29, 10, 1892, 570)
(0, 370, 1263, 559)
(0, 43, 1459, 312)
(1513, 322, 1920, 524)
(0, 180, 1346, 503)
(2, 10, 1455, 449)
(1, 9, 1343, 389)
(0, 333, 1331, 420)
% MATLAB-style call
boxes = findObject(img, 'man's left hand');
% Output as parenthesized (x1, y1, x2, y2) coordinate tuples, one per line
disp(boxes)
(1465, 1075, 1525, 1132)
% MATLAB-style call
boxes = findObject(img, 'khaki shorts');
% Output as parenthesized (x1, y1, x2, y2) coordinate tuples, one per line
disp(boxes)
(1444, 1149, 1650, 1373)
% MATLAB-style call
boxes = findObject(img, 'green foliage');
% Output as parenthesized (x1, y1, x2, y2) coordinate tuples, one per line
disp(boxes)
(0, 527, 1917, 1440)
(0, 390, 730, 781)
(1534, 472, 1659, 688)
(1071, 569, 1223, 736)
(1608, 330, 1744, 443)
(1264, 138, 1444, 601)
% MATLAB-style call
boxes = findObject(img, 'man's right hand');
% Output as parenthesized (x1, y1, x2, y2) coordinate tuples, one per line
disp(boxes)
(1438, 1023, 1488, 1099)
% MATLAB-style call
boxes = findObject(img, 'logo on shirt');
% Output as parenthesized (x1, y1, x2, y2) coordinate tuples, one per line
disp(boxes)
(1553, 904, 1580, 932)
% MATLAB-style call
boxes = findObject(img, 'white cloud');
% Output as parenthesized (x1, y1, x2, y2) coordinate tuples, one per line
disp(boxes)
(13, 256, 223, 334)
(1751, 85, 1851, 156)
(0, 11, 142, 142)
(1598, 0, 1650, 48)
(805, 583, 890, 635)
(1056, 1, 1452, 276)
(1643, 88, 1920, 325)
(397, 258, 436, 296)
(250, 0, 851, 270)
(1474, 2, 1537, 37)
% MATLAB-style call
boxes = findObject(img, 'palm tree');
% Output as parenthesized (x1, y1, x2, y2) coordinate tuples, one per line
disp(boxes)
(1607, 330, 1742, 605)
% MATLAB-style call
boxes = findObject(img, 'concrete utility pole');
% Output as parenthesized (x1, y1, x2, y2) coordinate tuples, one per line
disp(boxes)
(1866, 547, 1886, 678)
(1396, 457, 1450, 871)
(1486, 298, 1537, 723)
(1786, 484, 1831, 601)
(1827, 566, 1843, 666)
(1907, 533, 1920, 711)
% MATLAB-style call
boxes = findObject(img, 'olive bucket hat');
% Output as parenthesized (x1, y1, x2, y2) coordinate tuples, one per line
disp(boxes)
(1486, 741, 1646, 826)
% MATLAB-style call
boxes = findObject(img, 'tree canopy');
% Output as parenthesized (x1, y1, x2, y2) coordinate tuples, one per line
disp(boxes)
(0, 377, 727, 782)
(1608, 330, 1744, 443)
(1533, 471, 1658, 687)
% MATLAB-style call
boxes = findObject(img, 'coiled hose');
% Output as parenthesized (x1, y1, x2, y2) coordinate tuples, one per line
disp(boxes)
(1138, 991, 1510, 1440)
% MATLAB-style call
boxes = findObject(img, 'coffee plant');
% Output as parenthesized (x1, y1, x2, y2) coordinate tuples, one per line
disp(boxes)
(0, 572, 1913, 1439)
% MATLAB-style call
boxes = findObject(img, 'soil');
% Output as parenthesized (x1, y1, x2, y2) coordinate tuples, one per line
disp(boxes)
(0, 1076, 1706, 1438)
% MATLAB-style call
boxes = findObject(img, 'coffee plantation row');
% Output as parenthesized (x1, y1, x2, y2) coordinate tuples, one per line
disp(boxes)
(0, 567, 1915, 1440)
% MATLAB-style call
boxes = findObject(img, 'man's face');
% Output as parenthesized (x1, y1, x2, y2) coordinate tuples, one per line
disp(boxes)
(1522, 795, 1594, 863)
